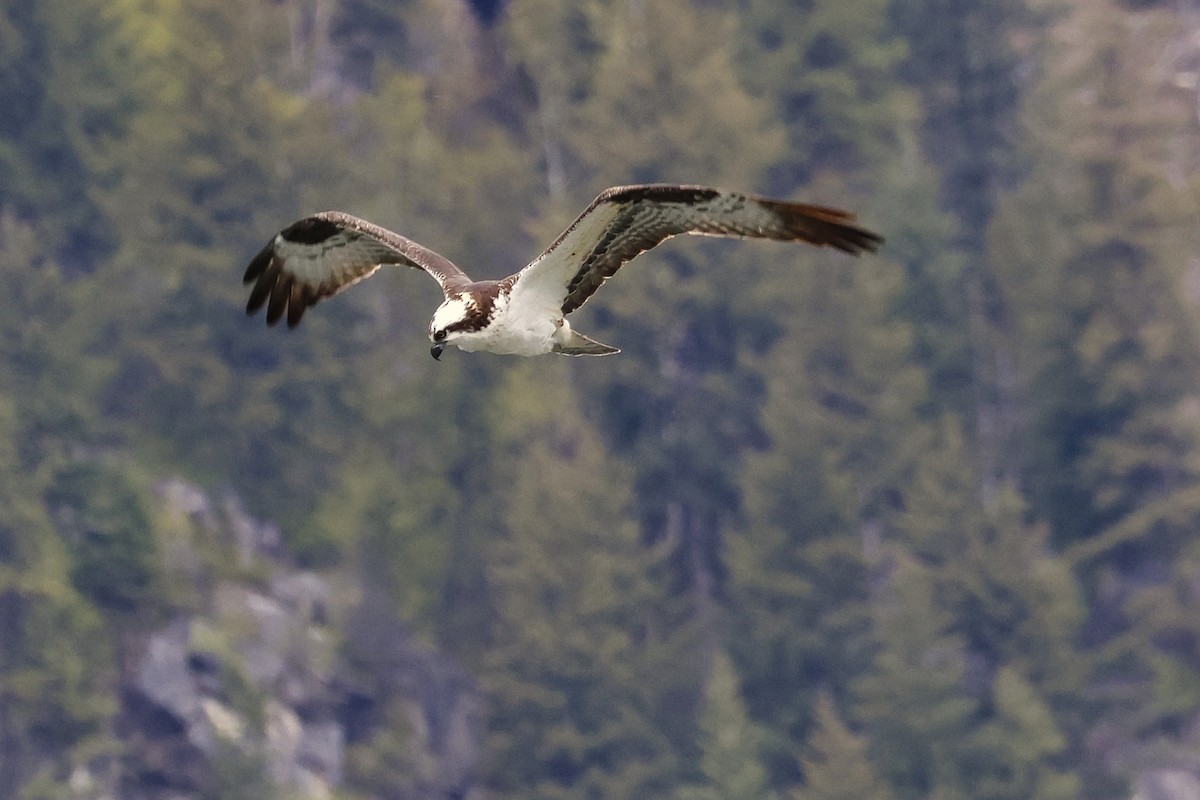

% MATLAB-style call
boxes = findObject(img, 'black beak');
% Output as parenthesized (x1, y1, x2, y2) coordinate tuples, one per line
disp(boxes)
(430, 342, 444, 360)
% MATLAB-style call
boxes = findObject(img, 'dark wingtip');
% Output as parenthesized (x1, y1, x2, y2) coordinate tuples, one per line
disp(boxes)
(244, 242, 273, 284)
(243, 248, 318, 329)
(265, 274, 290, 326)
(838, 227, 885, 255)
(245, 257, 280, 317)
(802, 208, 884, 256)
(286, 283, 312, 328)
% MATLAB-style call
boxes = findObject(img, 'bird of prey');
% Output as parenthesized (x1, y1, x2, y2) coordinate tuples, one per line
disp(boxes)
(243, 184, 883, 359)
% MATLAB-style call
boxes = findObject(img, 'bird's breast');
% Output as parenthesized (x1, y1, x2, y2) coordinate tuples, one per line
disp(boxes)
(453, 291, 559, 356)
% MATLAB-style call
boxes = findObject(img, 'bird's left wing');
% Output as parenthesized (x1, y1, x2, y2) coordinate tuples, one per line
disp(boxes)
(243, 211, 472, 328)
(514, 184, 884, 315)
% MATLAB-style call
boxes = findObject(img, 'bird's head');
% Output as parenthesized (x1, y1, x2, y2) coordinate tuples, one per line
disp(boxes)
(428, 294, 475, 360)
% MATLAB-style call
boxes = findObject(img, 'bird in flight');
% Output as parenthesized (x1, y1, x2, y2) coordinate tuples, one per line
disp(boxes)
(243, 184, 883, 359)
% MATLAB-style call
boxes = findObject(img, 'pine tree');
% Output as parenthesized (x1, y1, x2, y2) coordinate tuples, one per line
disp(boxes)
(969, 667, 1079, 800)
(0, 222, 116, 797)
(86, 0, 369, 561)
(853, 551, 976, 800)
(988, 4, 1200, 785)
(529, 0, 789, 616)
(734, 0, 913, 190)
(793, 693, 894, 800)
(992, 0, 1200, 556)
(675, 650, 776, 800)
(302, 54, 537, 646)
(481, 362, 683, 800)
(853, 419, 1084, 800)
(890, 0, 1048, 245)
(0, 0, 139, 268)
(503, 0, 609, 196)
(890, 0, 1050, 496)
(727, 228, 924, 781)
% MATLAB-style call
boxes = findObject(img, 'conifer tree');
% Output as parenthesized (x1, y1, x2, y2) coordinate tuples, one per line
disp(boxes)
(533, 0, 789, 614)
(0, 0, 138, 267)
(728, 235, 923, 780)
(793, 693, 894, 800)
(989, 4, 1200, 781)
(852, 552, 976, 800)
(503, 0, 610, 197)
(675, 650, 776, 800)
(482, 362, 682, 800)
(88, 0, 368, 560)
(856, 421, 1084, 800)
(0, 222, 116, 797)
(992, 0, 1200, 557)
(890, 0, 1043, 242)
(308, 50, 539, 650)
(890, 0, 1049, 495)
(735, 0, 912, 189)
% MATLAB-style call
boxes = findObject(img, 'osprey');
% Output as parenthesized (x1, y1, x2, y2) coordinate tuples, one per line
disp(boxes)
(243, 184, 883, 359)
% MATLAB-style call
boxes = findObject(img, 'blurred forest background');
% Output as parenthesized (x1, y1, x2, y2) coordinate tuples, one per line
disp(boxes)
(5, 0, 1200, 798)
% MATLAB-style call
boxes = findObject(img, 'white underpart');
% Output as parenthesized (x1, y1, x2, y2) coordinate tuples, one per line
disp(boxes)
(510, 203, 624, 313)
(439, 204, 621, 358)
(448, 290, 561, 357)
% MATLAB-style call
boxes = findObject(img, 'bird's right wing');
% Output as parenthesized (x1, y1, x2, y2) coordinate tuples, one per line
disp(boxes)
(243, 211, 472, 327)
(513, 185, 884, 316)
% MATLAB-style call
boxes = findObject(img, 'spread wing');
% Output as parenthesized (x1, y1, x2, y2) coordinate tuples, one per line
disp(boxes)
(243, 211, 472, 327)
(514, 184, 884, 315)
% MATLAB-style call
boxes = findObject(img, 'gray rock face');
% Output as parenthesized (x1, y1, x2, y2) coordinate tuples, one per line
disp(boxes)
(121, 478, 484, 800)
(1134, 770, 1200, 800)
(135, 619, 201, 727)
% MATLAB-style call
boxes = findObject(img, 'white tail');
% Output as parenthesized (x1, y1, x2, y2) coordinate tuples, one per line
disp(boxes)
(553, 329, 620, 356)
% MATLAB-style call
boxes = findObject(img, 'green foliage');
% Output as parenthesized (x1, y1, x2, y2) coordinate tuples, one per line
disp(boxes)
(0, 222, 121, 796)
(970, 668, 1078, 800)
(0, 216, 111, 474)
(854, 424, 1084, 800)
(535, 0, 797, 605)
(890, 0, 1047, 237)
(853, 553, 976, 800)
(85, 0, 371, 562)
(793, 694, 894, 800)
(728, 245, 922, 783)
(993, 2, 1200, 557)
(343, 696, 424, 798)
(482, 365, 682, 799)
(0, 583, 116, 797)
(43, 462, 160, 614)
(987, 12, 1200, 784)
(4, 0, 1200, 798)
(675, 650, 777, 800)
(736, 0, 914, 187)
(0, 0, 137, 267)
(202, 742, 281, 800)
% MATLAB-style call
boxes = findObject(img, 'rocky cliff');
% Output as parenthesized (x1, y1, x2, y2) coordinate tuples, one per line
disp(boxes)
(69, 478, 481, 800)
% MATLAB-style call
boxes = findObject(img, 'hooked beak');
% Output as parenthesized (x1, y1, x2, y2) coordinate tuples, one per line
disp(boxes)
(430, 342, 444, 360)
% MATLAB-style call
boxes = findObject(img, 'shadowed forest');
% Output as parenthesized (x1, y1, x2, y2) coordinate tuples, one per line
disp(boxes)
(5, 0, 1200, 798)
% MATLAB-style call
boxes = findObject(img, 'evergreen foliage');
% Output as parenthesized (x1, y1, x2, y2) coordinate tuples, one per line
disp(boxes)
(482, 364, 682, 799)
(794, 693, 894, 800)
(989, 8, 1200, 790)
(1, 0, 1198, 797)
(674, 650, 777, 800)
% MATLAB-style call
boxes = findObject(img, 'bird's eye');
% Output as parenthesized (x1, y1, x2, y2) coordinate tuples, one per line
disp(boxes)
(433, 330, 447, 341)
